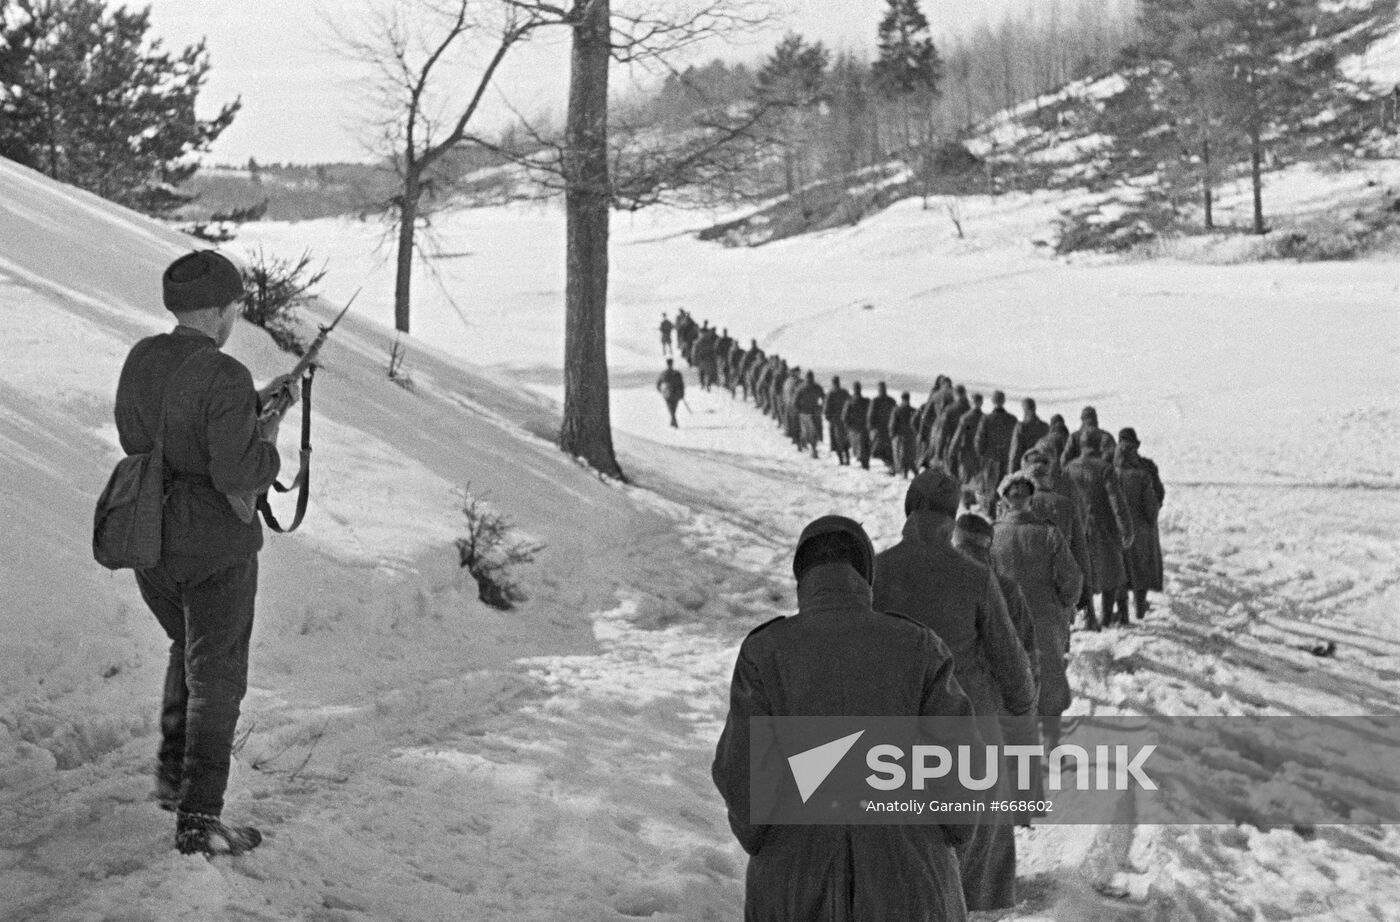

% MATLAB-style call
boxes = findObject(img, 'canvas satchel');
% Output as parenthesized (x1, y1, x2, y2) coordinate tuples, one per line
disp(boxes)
(93, 350, 204, 570)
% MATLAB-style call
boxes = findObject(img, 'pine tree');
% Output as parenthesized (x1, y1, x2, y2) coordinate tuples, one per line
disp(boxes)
(1136, 0, 1339, 234)
(0, 0, 238, 214)
(872, 0, 941, 152)
(755, 33, 830, 199)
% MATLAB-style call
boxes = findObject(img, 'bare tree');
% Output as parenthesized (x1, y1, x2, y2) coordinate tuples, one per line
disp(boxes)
(330, 0, 554, 375)
(468, 0, 769, 479)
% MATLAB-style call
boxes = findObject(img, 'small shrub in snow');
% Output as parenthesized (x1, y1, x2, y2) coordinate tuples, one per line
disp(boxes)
(241, 249, 326, 356)
(455, 488, 544, 610)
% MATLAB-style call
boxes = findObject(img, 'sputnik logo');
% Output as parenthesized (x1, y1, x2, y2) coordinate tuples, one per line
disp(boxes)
(788, 731, 865, 803)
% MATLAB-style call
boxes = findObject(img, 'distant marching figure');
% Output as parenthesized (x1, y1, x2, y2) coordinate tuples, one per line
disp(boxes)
(1064, 430, 1135, 629)
(1113, 427, 1164, 621)
(794, 370, 825, 458)
(824, 376, 852, 466)
(659, 312, 673, 357)
(890, 391, 918, 478)
(867, 381, 896, 474)
(656, 358, 685, 429)
(845, 381, 871, 470)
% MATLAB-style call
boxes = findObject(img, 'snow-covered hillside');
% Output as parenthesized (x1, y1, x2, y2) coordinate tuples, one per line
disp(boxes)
(2, 132, 1399, 922)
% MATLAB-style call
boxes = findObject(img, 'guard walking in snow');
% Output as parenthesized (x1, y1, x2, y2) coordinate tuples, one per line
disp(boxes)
(657, 358, 685, 428)
(713, 515, 978, 922)
(115, 250, 296, 856)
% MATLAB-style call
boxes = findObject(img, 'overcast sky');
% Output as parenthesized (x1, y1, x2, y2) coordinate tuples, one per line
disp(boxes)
(143, 0, 1067, 165)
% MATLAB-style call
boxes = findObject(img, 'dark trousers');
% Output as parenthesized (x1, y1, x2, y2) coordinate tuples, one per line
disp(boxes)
(136, 553, 258, 816)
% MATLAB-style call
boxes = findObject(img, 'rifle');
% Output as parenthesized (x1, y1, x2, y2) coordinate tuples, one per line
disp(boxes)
(228, 290, 358, 531)
(258, 289, 359, 421)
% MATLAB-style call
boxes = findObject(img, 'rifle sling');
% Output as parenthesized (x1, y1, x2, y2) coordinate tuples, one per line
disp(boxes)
(258, 367, 315, 534)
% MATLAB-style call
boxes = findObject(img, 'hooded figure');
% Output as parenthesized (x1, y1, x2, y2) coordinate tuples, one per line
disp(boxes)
(991, 473, 1083, 739)
(713, 516, 977, 922)
(952, 512, 1040, 832)
(1021, 446, 1092, 608)
(872, 470, 1039, 913)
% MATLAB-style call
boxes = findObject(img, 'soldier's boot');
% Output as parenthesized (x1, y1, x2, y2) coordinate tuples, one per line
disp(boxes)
(1134, 590, 1150, 620)
(176, 811, 262, 856)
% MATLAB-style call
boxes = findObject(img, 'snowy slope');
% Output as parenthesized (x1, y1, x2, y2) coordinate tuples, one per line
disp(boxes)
(2, 131, 1400, 922)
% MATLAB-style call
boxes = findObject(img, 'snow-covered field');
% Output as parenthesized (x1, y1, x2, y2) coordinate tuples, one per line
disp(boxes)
(2, 137, 1399, 922)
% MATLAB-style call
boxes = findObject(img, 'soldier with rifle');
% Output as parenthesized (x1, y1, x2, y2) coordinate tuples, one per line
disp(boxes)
(114, 251, 301, 856)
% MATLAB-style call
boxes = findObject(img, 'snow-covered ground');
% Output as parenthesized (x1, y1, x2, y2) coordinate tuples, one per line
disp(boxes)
(2, 130, 1399, 922)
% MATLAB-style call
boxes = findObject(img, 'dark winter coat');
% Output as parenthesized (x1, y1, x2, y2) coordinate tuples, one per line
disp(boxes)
(873, 512, 1037, 723)
(932, 396, 969, 464)
(1064, 455, 1134, 592)
(794, 381, 824, 415)
(1116, 457, 1163, 592)
(825, 387, 852, 452)
(867, 394, 897, 463)
(974, 408, 1017, 481)
(1140, 454, 1165, 507)
(1028, 487, 1092, 602)
(949, 408, 985, 481)
(114, 329, 281, 558)
(657, 368, 685, 405)
(712, 562, 975, 922)
(873, 513, 1037, 913)
(1007, 416, 1050, 476)
(991, 509, 1083, 716)
(890, 403, 918, 474)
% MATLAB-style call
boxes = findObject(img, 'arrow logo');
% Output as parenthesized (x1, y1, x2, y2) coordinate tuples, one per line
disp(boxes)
(787, 731, 865, 803)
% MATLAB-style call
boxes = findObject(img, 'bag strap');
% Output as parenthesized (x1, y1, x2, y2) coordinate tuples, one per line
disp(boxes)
(257, 367, 314, 534)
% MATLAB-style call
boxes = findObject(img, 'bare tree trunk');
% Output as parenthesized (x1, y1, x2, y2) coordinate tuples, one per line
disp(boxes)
(1249, 123, 1265, 235)
(559, 0, 624, 479)
(1201, 136, 1213, 230)
(394, 171, 420, 334)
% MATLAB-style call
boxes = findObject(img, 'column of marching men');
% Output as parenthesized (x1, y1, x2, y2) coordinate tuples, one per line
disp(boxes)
(657, 309, 1168, 920)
